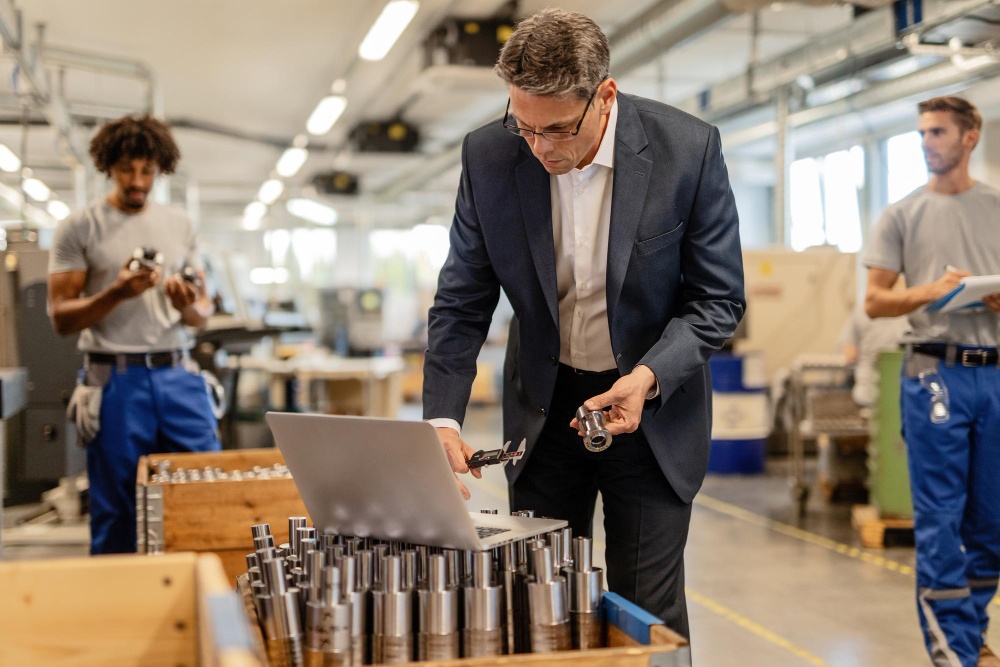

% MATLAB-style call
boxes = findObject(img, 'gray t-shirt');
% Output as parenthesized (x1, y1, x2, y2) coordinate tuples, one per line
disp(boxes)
(48, 198, 204, 353)
(864, 182, 1000, 347)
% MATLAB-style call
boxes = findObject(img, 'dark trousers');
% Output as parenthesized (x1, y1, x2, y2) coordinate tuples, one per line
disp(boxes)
(509, 364, 692, 638)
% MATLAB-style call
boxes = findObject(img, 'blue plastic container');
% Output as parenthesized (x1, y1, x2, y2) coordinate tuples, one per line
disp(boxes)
(707, 438, 767, 474)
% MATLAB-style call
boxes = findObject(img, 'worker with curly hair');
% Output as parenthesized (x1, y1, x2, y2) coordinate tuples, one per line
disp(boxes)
(47, 114, 220, 554)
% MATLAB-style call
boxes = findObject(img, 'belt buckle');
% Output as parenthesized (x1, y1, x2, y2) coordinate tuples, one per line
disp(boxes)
(961, 349, 988, 367)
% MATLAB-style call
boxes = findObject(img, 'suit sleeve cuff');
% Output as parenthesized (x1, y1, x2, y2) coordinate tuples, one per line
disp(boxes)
(635, 364, 660, 400)
(428, 418, 462, 436)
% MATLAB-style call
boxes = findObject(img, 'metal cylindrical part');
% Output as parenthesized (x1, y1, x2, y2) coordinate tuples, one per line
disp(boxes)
(358, 550, 375, 591)
(299, 537, 318, 565)
(305, 597, 352, 664)
(418, 588, 459, 633)
(574, 537, 592, 572)
(374, 634, 413, 664)
(415, 545, 429, 587)
(561, 527, 573, 567)
(401, 550, 418, 591)
(427, 555, 447, 593)
(384, 555, 402, 594)
(529, 621, 571, 653)
(254, 535, 275, 552)
(464, 586, 503, 632)
(289, 517, 308, 554)
(320, 566, 341, 606)
(527, 577, 568, 627)
(246, 552, 260, 572)
(531, 546, 554, 584)
(341, 555, 358, 596)
(473, 551, 492, 589)
(373, 545, 390, 588)
(547, 532, 562, 573)
(344, 537, 360, 556)
(571, 610, 604, 650)
(443, 549, 460, 589)
(568, 569, 603, 614)
(463, 628, 504, 657)
(419, 632, 460, 661)
(264, 557, 288, 595)
(576, 406, 612, 452)
(252, 523, 271, 539)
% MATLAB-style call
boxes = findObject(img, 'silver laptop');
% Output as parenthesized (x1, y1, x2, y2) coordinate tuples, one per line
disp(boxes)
(265, 412, 566, 551)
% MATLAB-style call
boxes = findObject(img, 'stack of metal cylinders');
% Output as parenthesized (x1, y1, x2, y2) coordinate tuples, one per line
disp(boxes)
(305, 566, 352, 666)
(259, 551, 305, 666)
(527, 543, 571, 653)
(566, 536, 604, 649)
(417, 555, 460, 660)
(462, 551, 504, 657)
(373, 555, 413, 664)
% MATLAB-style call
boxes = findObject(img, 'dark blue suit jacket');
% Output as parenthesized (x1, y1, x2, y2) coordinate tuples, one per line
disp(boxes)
(422, 93, 745, 503)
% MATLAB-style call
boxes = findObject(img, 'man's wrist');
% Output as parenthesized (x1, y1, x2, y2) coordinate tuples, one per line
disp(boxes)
(632, 364, 659, 399)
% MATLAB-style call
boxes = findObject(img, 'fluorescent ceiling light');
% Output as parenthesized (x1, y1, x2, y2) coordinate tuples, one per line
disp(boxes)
(22, 178, 51, 202)
(249, 267, 289, 285)
(47, 200, 71, 220)
(276, 147, 309, 178)
(358, 1, 419, 62)
(0, 144, 20, 172)
(306, 96, 347, 136)
(243, 201, 267, 230)
(258, 179, 284, 205)
(286, 198, 337, 226)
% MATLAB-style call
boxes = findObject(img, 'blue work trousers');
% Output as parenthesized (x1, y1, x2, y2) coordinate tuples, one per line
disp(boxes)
(87, 362, 220, 554)
(901, 353, 1000, 667)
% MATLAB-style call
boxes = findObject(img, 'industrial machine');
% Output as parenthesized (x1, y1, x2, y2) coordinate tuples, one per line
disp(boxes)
(318, 288, 385, 357)
(0, 231, 85, 505)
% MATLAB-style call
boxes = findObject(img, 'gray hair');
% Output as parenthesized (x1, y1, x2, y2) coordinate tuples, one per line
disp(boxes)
(494, 8, 610, 100)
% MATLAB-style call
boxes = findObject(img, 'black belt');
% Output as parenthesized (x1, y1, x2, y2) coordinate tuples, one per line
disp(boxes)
(559, 363, 619, 377)
(85, 350, 187, 368)
(911, 344, 999, 367)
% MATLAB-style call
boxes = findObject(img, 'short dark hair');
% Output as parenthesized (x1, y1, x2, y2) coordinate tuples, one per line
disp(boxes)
(494, 8, 609, 100)
(917, 96, 982, 134)
(89, 114, 181, 175)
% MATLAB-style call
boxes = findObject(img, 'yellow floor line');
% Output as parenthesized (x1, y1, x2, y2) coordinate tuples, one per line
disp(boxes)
(694, 494, 1000, 609)
(685, 588, 832, 666)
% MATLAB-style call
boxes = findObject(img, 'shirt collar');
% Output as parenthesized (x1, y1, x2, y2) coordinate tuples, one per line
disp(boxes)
(590, 98, 617, 170)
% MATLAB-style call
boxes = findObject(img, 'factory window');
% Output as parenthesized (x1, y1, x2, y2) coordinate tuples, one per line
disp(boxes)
(886, 131, 928, 203)
(789, 146, 864, 253)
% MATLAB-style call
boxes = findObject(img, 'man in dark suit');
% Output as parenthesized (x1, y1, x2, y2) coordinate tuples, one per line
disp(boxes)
(423, 8, 745, 636)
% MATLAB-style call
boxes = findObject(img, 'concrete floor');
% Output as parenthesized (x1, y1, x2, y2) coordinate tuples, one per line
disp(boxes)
(4, 404, 997, 665)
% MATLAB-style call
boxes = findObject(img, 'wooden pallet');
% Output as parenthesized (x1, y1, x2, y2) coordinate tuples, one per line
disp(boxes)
(852, 505, 914, 549)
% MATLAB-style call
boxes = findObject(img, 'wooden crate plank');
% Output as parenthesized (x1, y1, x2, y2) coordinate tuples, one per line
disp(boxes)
(0, 553, 199, 667)
(196, 555, 265, 667)
(159, 478, 309, 551)
(144, 448, 288, 474)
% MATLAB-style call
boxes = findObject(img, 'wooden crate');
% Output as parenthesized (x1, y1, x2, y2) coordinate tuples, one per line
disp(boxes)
(0, 552, 263, 666)
(852, 504, 914, 549)
(137, 448, 310, 582)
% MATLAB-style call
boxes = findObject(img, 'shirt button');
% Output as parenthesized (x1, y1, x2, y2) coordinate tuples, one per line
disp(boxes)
(576, 188, 584, 195)
(581, 282, 589, 291)
(538, 407, 547, 416)
(577, 311, 584, 319)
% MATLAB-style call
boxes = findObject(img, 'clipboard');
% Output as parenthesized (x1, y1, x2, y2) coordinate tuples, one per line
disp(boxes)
(925, 275, 1000, 313)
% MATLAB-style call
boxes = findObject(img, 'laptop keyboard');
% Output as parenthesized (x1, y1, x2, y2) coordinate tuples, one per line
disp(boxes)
(475, 526, 511, 539)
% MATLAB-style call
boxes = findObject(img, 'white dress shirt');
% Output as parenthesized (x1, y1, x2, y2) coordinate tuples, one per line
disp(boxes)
(430, 99, 653, 435)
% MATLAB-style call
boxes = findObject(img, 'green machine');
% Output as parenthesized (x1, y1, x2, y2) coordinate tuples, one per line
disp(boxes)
(870, 350, 913, 518)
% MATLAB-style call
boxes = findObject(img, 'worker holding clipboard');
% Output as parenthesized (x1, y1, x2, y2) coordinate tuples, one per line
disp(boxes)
(864, 96, 1000, 667)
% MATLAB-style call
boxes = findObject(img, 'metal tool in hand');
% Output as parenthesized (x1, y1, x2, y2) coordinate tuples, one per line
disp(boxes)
(467, 448, 524, 468)
(575, 406, 612, 452)
(128, 246, 163, 272)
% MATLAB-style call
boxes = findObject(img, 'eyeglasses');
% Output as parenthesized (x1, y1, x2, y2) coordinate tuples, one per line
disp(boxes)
(502, 81, 604, 142)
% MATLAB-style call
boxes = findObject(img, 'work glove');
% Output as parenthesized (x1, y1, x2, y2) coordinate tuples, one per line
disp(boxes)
(67, 383, 103, 446)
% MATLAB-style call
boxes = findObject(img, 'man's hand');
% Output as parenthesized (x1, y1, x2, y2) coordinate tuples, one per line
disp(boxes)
(922, 268, 971, 303)
(570, 365, 657, 437)
(164, 272, 200, 312)
(112, 258, 160, 299)
(434, 426, 482, 500)
(984, 293, 1000, 313)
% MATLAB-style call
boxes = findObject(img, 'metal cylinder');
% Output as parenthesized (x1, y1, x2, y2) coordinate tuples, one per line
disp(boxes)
(527, 546, 570, 653)
(417, 556, 459, 660)
(576, 406, 612, 452)
(401, 550, 418, 591)
(254, 535, 276, 553)
(374, 555, 412, 664)
(305, 567, 352, 667)
(547, 532, 562, 574)
(415, 545, 429, 587)
(443, 549, 460, 589)
(463, 551, 503, 658)
(358, 550, 375, 591)
(289, 517, 308, 555)
(561, 527, 573, 569)
(252, 523, 272, 539)
(342, 555, 368, 666)
(567, 537, 604, 650)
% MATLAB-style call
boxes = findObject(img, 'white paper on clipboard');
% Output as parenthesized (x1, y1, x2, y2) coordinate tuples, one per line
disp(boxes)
(925, 275, 1000, 313)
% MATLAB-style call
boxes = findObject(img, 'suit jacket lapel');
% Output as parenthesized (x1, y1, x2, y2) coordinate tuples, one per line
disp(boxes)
(606, 95, 652, 329)
(516, 152, 559, 327)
